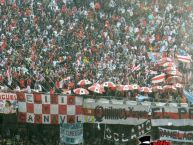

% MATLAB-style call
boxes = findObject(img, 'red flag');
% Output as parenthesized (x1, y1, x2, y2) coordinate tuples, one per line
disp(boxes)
(152, 73, 166, 84)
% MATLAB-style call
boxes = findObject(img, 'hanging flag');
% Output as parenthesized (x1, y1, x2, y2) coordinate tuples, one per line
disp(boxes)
(152, 73, 166, 84)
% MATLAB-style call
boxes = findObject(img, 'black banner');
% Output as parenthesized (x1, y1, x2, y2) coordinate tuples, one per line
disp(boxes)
(104, 120, 151, 142)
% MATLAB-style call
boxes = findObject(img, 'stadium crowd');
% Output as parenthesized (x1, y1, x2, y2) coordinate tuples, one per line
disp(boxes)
(0, 0, 193, 102)
(0, 124, 59, 145)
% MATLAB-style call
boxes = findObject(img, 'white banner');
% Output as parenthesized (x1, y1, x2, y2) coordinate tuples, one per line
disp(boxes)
(159, 127, 193, 143)
(83, 100, 193, 126)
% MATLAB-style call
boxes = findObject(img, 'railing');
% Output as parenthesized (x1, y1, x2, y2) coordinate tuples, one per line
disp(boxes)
(0, 90, 189, 106)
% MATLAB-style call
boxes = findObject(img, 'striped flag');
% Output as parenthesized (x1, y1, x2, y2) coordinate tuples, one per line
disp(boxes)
(163, 66, 176, 72)
(157, 57, 173, 65)
(176, 55, 191, 63)
(152, 73, 166, 84)
(162, 62, 176, 67)
(166, 70, 182, 76)
(131, 64, 141, 72)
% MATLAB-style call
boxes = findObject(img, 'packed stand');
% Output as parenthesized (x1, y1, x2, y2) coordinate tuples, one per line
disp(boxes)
(0, 125, 59, 145)
(0, 0, 193, 102)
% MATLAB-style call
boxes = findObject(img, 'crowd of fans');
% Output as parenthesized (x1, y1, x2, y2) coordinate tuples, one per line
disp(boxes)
(0, 1, 193, 145)
(0, 0, 193, 102)
(0, 124, 59, 145)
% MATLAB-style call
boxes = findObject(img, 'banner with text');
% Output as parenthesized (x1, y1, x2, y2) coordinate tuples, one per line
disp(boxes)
(17, 92, 83, 124)
(104, 120, 151, 143)
(60, 123, 83, 144)
(83, 101, 193, 126)
(0, 93, 17, 114)
(159, 127, 193, 143)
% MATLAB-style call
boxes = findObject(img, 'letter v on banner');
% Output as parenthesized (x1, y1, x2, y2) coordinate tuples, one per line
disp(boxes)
(59, 115, 66, 124)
